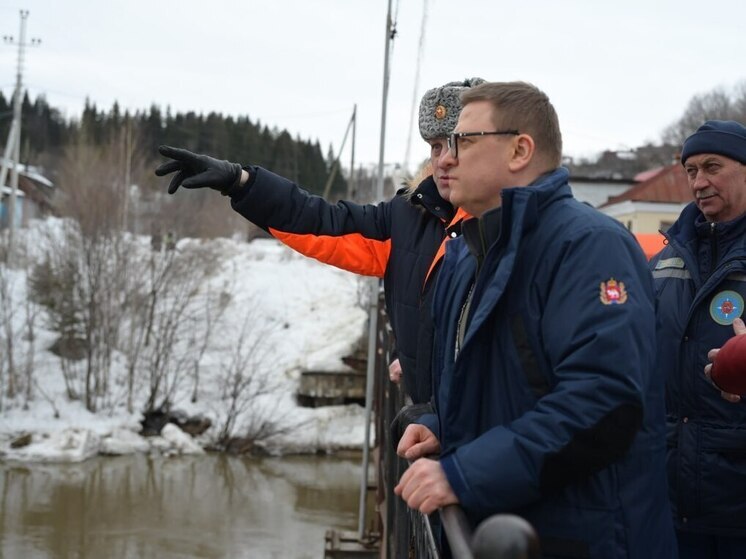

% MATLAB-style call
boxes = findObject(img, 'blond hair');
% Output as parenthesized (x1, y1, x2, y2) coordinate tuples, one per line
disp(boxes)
(461, 81, 562, 168)
(402, 159, 434, 198)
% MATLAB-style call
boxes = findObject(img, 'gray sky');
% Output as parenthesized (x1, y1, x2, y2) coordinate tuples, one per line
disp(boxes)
(1, 0, 744, 171)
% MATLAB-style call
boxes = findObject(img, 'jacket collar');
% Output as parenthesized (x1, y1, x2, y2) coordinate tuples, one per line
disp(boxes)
(499, 167, 572, 233)
(408, 175, 455, 222)
(459, 167, 572, 255)
(666, 202, 746, 258)
(454, 167, 571, 350)
(463, 207, 502, 275)
(693, 210, 746, 243)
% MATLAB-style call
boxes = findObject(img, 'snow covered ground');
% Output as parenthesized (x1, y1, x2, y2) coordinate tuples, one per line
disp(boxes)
(0, 219, 370, 462)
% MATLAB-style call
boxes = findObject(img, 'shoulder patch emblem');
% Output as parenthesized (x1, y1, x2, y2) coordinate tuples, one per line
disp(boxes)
(600, 278, 628, 305)
(434, 105, 447, 119)
(709, 290, 744, 325)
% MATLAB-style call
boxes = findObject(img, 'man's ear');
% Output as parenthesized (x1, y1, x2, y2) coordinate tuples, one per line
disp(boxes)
(508, 134, 535, 172)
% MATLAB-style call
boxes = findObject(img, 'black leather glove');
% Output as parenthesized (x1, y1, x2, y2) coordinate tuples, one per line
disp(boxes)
(155, 145, 244, 195)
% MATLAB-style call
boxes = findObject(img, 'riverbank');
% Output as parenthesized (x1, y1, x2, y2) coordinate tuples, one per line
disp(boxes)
(1, 222, 370, 463)
(0, 402, 368, 463)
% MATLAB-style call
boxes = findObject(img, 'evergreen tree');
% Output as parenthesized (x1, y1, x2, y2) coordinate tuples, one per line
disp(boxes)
(3, 90, 349, 235)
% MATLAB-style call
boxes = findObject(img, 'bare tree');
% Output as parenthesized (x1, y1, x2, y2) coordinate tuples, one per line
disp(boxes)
(190, 288, 230, 403)
(213, 308, 301, 451)
(22, 289, 40, 410)
(58, 138, 122, 410)
(29, 229, 85, 401)
(29, 220, 122, 410)
(115, 242, 224, 414)
(733, 80, 746, 120)
(0, 251, 19, 406)
(663, 82, 746, 145)
(0, 235, 40, 411)
(27, 131, 137, 412)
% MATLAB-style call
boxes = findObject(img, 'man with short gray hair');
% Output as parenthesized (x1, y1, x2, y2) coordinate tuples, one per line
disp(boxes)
(652, 119, 746, 558)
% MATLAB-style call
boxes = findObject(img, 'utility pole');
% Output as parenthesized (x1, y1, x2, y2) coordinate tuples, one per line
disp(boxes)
(358, 0, 396, 542)
(322, 106, 356, 200)
(348, 104, 356, 200)
(1, 10, 41, 261)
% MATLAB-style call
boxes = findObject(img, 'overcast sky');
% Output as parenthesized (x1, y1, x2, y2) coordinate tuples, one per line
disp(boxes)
(1, 0, 744, 172)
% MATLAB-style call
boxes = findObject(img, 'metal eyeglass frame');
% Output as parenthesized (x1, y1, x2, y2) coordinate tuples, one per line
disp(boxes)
(447, 130, 520, 158)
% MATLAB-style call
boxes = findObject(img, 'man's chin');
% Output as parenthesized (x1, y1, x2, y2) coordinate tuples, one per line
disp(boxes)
(697, 199, 720, 217)
(435, 185, 451, 201)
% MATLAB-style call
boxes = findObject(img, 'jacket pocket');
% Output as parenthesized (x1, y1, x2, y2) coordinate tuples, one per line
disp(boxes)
(697, 426, 746, 530)
(509, 312, 550, 399)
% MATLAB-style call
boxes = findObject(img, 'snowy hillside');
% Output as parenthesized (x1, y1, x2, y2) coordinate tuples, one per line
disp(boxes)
(0, 219, 370, 462)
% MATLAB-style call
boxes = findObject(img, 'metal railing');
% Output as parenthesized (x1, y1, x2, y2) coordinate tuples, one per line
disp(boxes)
(440, 506, 540, 559)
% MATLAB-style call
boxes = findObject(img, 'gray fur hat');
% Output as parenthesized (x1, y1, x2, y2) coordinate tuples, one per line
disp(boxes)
(419, 78, 486, 140)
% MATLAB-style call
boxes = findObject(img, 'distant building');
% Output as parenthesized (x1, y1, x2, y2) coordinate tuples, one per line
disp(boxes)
(0, 160, 55, 228)
(569, 176, 634, 208)
(598, 163, 690, 234)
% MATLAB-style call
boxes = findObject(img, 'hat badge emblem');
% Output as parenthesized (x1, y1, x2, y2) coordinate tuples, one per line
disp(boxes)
(434, 105, 447, 119)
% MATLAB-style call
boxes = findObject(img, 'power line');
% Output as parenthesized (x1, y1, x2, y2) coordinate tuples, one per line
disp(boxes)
(403, 0, 428, 174)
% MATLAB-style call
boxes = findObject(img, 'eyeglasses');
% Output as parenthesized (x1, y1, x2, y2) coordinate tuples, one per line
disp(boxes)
(447, 130, 520, 158)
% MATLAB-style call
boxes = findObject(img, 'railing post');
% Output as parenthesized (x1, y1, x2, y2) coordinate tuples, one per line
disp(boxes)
(439, 505, 474, 558)
(471, 514, 541, 559)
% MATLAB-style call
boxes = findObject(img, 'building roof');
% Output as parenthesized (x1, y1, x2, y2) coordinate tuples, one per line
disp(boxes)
(571, 181, 633, 208)
(601, 200, 687, 219)
(602, 163, 690, 207)
(1, 162, 55, 213)
(633, 166, 666, 182)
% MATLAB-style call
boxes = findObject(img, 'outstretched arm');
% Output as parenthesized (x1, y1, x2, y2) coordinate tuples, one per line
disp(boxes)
(155, 146, 393, 277)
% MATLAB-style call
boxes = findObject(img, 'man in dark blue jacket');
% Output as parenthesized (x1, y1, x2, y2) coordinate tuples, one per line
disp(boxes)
(394, 81, 677, 558)
(651, 120, 746, 558)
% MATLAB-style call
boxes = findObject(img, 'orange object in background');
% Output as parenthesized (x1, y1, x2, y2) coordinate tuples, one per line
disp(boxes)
(635, 233, 666, 260)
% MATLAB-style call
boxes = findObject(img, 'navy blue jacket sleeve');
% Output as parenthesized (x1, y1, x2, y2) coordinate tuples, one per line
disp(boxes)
(230, 166, 393, 240)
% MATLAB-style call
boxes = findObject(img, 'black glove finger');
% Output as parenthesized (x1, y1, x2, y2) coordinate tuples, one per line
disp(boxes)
(158, 145, 201, 162)
(167, 170, 186, 194)
(181, 169, 220, 189)
(155, 160, 183, 177)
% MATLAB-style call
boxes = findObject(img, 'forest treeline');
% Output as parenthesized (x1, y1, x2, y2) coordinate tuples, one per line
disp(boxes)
(2, 80, 745, 234)
(0, 91, 362, 237)
(0, 91, 347, 194)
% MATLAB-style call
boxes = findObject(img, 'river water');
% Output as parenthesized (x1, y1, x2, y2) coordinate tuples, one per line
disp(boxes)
(0, 453, 363, 559)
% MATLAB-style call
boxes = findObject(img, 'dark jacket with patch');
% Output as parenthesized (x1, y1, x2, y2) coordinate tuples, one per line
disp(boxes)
(651, 202, 746, 536)
(230, 167, 464, 403)
(423, 168, 676, 558)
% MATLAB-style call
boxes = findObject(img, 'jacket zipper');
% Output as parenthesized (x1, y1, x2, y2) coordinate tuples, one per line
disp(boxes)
(709, 222, 718, 280)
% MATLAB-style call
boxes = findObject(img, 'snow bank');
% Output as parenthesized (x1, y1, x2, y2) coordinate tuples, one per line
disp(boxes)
(0, 220, 371, 463)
